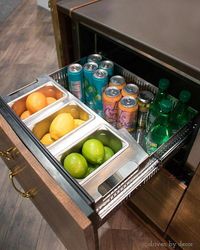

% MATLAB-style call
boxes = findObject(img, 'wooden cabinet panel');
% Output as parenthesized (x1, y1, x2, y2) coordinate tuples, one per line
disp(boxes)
(130, 169, 186, 232)
(167, 164, 200, 249)
(0, 115, 96, 250)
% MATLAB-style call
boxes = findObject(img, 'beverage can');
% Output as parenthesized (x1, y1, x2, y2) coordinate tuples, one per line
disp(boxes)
(68, 63, 84, 102)
(83, 62, 98, 108)
(87, 54, 102, 65)
(92, 69, 108, 116)
(137, 90, 154, 129)
(99, 60, 114, 77)
(117, 96, 138, 132)
(109, 75, 126, 90)
(121, 83, 139, 98)
(103, 86, 122, 127)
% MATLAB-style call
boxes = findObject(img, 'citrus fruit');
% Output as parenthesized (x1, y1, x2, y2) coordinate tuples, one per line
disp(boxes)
(79, 110, 89, 121)
(32, 118, 51, 140)
(85, 166, 96, 177)
(46, 97, 57, 105)
(26, 91, 47, 113)
(12, 98, 26, 116)
(58, 105, 80, 119)
(74, 119, 85, 128)
(55, 89, 63, 99)
(103, 146, 114, 162)
(63, 153, 88, 179)
(50, 113, 74, 140)
(39, 86, 57, 98)
(108, 135, 122, 153)
(82, 139, 104, 164)
(40, 133, 55, 146)
(20, 110, 31, 120)
(94, 130, 110, 146)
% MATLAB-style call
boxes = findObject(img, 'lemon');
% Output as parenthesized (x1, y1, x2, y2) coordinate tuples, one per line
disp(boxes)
(33, 118, 51, 140)
(50, 113, 74, 140)
(82, 139, 104, 164)
(79, 110, 89, 121)
(74, 119, 85, 128)
(40, 133, 55, 146)
(63, 153, 88, 179)
(103, 146, 114, 162)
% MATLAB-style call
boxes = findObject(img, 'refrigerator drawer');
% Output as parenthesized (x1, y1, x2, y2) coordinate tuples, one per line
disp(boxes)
(0, 114, 96, 250)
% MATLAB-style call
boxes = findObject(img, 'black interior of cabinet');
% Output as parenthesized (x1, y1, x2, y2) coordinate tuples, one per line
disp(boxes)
(79, 24, 200, 112)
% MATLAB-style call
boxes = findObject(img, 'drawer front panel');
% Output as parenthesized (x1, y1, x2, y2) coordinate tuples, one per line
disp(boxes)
(0, 115, 96, 250)
(130, 169, 186, 232)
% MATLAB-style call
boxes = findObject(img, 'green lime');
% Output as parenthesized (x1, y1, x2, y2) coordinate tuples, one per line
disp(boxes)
(94, 130, 110, 146)
(82, 139, 104, 164)
(108, 136, 122, 153)
(103, 146, 114, 162)
(63, 153, 88, 179)
(85, 166, 96, 177)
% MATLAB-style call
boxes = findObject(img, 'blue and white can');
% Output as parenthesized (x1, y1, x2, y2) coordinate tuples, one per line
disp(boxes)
(99, 60, 114, 77)
(68, 63, 84, 102)
(83, 62, 98, 108)
(92, 69, 108, 116)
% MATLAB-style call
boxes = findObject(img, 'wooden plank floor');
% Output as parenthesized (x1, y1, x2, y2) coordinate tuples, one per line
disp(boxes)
(0, 1, 170, 249)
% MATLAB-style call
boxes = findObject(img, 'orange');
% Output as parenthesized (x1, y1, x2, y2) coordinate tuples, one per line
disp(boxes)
(55, 89, 63, 99)
(39, 86, 57, 98)
(26, 91, 47, 113)
(46, 97, 57, 105)
(11, 98, 26, 116)
(20, 110, 31, 120)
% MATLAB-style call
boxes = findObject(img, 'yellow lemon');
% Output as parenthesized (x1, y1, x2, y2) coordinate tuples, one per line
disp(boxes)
(74, 119, 85, 128)
(50, 113, 74, 140)
(32, 118, 51, 140)
(79, 110, 89, 121)
(40, 133, 55, 146)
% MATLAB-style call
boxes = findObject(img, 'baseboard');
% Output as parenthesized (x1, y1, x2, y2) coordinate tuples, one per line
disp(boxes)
(37, 0, 49, 10)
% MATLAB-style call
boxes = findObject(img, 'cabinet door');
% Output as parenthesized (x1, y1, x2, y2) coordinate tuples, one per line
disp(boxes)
(130, 169, 186, 232)
(0, 115, 96, 250)
(167, 164, 200, 249)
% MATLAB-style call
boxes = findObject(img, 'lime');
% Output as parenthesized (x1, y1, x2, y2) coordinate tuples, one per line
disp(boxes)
(63, 153, 88, 179)
(85, 166, 96, 177)
(82, 139, 104, 164)
(103, 146, 114, 162)
(108, 135, 122, 153)
(94, 130, 110, 146)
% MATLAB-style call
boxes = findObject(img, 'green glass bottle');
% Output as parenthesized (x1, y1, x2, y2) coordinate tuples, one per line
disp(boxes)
(146, 99, 172, 154)
(170, 90, 191, 133)
(148, 78, 170, 129)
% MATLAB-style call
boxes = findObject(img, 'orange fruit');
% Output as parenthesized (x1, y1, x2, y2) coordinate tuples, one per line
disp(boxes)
(26, 91, 47, 113)
(63, 153, 88, 179)
(55, 90, 63, 99)
(11, 98, 26, 116)
(39, 86, 57, 98)
(20, 110, 31, 120)
(46, 97, 57, 105)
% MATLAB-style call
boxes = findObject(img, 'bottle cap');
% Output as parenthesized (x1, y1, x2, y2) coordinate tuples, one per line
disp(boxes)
(179, 90, 191, 103)
(159, 99, 172, 113)
(158, 78, 170, 90)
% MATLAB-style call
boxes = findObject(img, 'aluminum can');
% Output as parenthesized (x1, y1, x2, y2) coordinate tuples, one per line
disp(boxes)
(109, 75, 126, 90)
(68, 63, 84, 102)
(87, 53, 102, 65)
(92, 69, 108, 116)
(121, 83, 139, 98)
(83, 62, 98, 108)
(99, 60, 114, 77)
(117, 96, 138, 132)
(103, 87, 122, 127)
(137, 90, 154, 129)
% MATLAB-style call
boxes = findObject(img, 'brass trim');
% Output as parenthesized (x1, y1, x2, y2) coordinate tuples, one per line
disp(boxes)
(9, 168, 36, 198)
(0, 147, 19, 161)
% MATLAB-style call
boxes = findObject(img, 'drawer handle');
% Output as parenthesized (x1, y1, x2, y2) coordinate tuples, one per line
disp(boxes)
(0, 147, 19, 161)
(9, 169, 35, 198)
